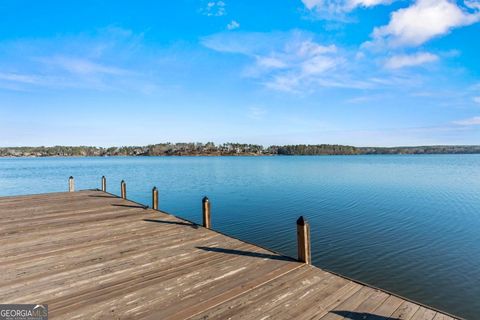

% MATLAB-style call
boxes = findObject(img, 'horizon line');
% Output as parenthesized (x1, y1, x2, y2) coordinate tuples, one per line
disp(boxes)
(2, 143, 480, 149)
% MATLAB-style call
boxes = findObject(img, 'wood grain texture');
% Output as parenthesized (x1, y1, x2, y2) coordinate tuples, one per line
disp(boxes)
(0, 190, 460, 320)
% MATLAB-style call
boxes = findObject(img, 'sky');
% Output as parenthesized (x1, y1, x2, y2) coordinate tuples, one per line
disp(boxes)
(1, 0, 480, 147)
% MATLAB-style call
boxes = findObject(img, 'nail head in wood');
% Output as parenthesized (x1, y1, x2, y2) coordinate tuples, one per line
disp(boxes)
(202, 196, 211, 229)
(297, 216, 311, 265)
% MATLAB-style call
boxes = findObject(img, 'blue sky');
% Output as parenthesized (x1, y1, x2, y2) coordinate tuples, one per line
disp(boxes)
(1, 0, 479, 147)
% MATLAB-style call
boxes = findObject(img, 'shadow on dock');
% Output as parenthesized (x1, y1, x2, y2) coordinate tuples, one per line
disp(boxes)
(196, 246, 296, 262)
(111, 203, 148, 209)
(88, 194, 117, 198)
(143, 218, 199, 229)
(332, 311, 400, 320)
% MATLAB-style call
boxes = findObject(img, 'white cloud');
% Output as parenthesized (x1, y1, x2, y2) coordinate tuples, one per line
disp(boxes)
(371, 0, 480, 47)
(256, 56, 288, 69)
(257, 43, 344, 92)
(203, 31, 345, 92)
(227, 20, 240, 30)
(297, 41, 337, 56)
(202, 31, 435, 93)
(465, 0, 480, 10)
(301, 55, 338, 74)
(301, 0, 393, 18)
(351, 0, 392, 6)
(264, 75, 302, 93)
(454, 116, 480, 126)
(473, 96, 480, 104)
(202, 1, 226, 17)
(385, 52, 439, 69)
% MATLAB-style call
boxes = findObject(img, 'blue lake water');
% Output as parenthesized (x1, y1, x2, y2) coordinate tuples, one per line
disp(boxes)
(1, 155, 479, 319)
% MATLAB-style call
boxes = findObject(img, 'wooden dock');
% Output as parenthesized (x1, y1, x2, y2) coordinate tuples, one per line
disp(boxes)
(0, 188, 460, 319)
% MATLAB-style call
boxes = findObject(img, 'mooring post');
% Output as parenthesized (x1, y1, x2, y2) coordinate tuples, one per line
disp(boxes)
(297, 216, 311, 265)
(68, 176, 75, 192)
(152, 187, 158, 210)
(202, 196, 211, 229)
(121, 180, 126, 199)
(101, 176, 106, 192)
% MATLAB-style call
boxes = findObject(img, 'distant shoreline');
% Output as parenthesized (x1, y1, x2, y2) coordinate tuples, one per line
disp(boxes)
(2, 154, 480, 159)
(2, 143, 480, 157)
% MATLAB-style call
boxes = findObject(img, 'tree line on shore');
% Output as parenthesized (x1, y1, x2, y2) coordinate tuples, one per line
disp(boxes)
(1, 143, 480, 157)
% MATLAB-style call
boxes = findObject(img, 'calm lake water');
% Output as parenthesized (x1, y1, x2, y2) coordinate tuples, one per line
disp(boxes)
(1, 155, 479, 319)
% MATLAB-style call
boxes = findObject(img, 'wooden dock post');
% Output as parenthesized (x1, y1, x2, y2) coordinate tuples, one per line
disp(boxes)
(297, 216, 311, 265)
(68, 176, 74, 192)
(101, 176, 106, 192)
(202, 196, 211, 229)
(121, 180, 126, 199)
(152, 187, 158, 210)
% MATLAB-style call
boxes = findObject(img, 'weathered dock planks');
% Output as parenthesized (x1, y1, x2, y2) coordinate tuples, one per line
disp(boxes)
(0, 190, 460, 319)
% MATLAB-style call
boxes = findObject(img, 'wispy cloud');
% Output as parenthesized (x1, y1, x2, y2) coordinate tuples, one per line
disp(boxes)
(227, 20, 240, 30)
(202, 31, 356, 92)
(384, 52, 439, 69)
(256, 56, 288, 69)
(302, 0, 395, 17)
(465, 0, 480, 10)
(346, 94, 386, 104)
(0, 72, 40, 84)
(454, 116, 480, 126)
(202, 30, 433, 93)
(201, 1, 226, 17)
(38, 56, 130, 76)
(473, 96, 480, 104)
(368, 0, 480, 48)
(0, 27, 159, 93)
(301, 0, 395, 19)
